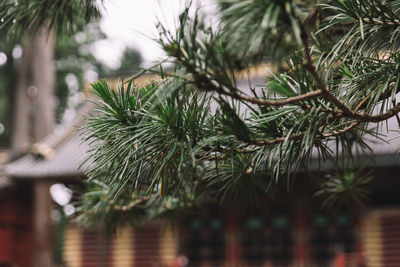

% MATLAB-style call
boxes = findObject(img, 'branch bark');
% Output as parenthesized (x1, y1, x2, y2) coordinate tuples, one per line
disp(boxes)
(360, 17, 400, 26)
(184, 62, 323, 107)
(116, 196, 151, 211)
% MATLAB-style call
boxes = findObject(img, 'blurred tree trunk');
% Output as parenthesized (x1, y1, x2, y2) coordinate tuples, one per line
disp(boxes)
(10, 36, 32, 151)
(31, 28, 55, 267)
(10, 27, 55, 150)
(31, 29, 55, 141)
(10, 26, 55, 267)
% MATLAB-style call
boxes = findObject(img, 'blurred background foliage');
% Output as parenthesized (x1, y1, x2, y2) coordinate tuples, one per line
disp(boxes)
(0, 33, 18, 146)
(0, 22, 142, 147)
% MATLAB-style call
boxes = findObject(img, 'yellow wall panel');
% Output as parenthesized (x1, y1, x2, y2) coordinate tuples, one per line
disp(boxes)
(113, 227, 134, 267)
(64, 226, 82, 267)
(160, 226, 178, 266)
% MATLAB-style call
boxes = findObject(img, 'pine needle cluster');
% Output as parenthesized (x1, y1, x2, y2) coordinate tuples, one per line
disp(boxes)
(0, 0, 101, 36)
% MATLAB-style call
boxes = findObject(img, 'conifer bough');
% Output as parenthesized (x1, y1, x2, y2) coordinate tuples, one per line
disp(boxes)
(18, 0, 398, 226)
(0, 0, 101, 35)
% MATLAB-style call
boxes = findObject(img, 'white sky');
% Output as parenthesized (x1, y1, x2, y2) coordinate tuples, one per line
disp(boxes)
(94, 0, 217, 68)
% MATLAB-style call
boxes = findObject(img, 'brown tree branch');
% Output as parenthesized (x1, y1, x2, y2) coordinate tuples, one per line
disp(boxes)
(179, 54, 323, 107)
(299, 19, 400, 124)
(217, 88, 322, 107)
(360, 17, 400, 26)
(237, 121, 359, 147)
(321, 121, 359, 137)
(115, 196, 151, 211)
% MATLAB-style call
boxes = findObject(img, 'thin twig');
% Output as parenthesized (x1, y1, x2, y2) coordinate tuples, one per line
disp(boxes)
(241, 121, 359, 147)
(115, 196, 151, 211)
(217, 88, 322, 107)
(321, 121, 359, 137)
(360, 17, 400, 26)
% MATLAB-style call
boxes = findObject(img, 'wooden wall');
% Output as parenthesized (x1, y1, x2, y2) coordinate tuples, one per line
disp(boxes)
(63, 224, 178, 267)
(0, 183, 33, 267)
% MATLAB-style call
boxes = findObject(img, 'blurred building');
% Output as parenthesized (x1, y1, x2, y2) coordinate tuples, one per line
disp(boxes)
(1, 75, 400, 266)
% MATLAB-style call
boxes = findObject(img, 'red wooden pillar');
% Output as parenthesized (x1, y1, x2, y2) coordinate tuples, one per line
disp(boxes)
(225, 214, 241, 267)
(333, 253, 346, 267)
(354, 211, 366, 266)
(33, 180, 53, 267)
(82, 229, 113, 267)
(0, 196, 16, 263)
(14, 183, 34, 267)
(134, 224, 160, 267)
(293, 200, 308, 267)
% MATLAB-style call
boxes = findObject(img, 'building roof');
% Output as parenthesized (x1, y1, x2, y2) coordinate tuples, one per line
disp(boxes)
(0, 75, 157, 181)
(1, 101, 94, 180)
(2, 73, 400, 180)
(4, 132, 88, 180)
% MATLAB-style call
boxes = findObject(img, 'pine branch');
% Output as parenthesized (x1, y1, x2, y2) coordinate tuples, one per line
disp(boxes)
(299, 16, 400, 123)
(115, 196, 151, 211)
(246, 120, 359, 146)
(360, 17, 400, 26)
(0, 0, 102, 36)
(79, 0, 399, 224)
(181, 61, 323, 106)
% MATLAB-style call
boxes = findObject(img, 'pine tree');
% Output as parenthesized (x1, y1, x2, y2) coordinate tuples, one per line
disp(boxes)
(79, 0, 400, 228)
(76, 0, 400, 227)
